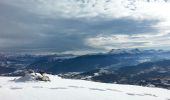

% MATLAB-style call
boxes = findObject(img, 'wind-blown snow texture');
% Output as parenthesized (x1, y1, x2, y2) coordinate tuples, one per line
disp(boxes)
(0, 75, 170, 100)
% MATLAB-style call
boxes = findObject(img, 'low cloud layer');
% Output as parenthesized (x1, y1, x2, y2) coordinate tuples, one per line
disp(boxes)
(0, 0, 170, 54)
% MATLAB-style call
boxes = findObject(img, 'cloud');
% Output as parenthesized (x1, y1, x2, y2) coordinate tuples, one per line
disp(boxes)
(0, 0, 170, 54)
(85, 33, 170, 50)
(2, 0, 170, 20)
(1, 0, 135, 18)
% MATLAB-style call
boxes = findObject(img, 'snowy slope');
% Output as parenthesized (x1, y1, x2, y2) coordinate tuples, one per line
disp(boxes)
(0, 75, 170, 100)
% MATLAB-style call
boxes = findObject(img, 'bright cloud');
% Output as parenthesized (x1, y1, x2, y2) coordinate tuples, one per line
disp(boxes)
(86, 33, 170, 50)
(2, 0, 170, 20)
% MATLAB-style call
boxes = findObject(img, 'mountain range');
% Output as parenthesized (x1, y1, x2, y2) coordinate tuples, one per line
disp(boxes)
(28, 49, 170, 74)
(0, 49, 170, 89)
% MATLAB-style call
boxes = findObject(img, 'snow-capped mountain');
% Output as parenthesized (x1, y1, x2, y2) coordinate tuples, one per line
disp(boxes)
(109, 48, 142, 54)
(26, 49, 170, 74)
(108, 49, 164, 54)
(0, 75, 170, 100)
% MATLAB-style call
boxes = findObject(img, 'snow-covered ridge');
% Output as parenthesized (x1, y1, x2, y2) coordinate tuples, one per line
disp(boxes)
(0, 75, 170, 100)
(108, 48, 164, 54)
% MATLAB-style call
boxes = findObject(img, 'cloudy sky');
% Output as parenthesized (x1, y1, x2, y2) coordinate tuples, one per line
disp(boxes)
(1, 0, 170, 54)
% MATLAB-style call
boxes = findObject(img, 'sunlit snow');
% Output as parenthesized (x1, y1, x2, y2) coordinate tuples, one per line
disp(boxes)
(0, 75, 170, 100)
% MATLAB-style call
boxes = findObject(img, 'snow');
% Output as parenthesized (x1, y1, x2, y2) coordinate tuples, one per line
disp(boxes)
(0, 75, 170, 100)
(14, 73, 40, 82)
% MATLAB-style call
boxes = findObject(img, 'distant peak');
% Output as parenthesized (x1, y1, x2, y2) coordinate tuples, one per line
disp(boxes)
(108, 48, 167, 54)
(109, 48, 141, 54)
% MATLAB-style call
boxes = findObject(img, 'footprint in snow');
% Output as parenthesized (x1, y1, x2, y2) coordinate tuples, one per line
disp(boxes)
(166, 98, 170, 100)
(89, 88, 106, 91)
(32, 86, 43, 88)
(142, 93, 158, 97)
(0, 86, 2, 88)
(68, 86, 85, 89)
(106, 88, 123, 92)
(10, 87, 23, 90)
(135, 94, 145, 96)
(49, 87, 67, 90)
(126, 93, 136, 96)
(125, 92, 157, 97)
